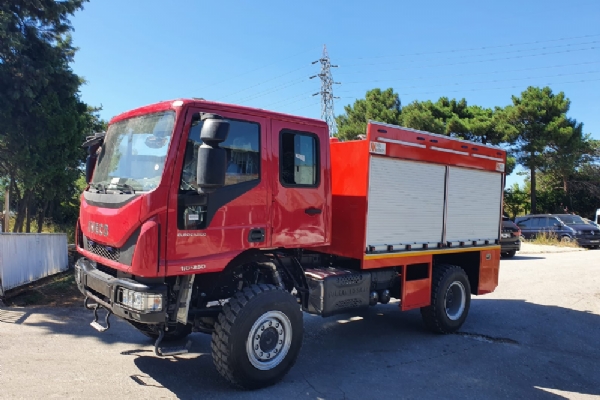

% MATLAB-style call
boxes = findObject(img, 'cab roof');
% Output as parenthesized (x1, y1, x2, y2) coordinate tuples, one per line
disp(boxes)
(109, 98, 328, 128)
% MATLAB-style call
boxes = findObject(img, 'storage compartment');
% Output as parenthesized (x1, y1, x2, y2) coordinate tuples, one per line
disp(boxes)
(304, 268, 371, 317)
(401, 263, 432, 311)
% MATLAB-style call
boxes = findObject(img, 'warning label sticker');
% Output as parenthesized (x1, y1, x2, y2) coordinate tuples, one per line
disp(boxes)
(369, 141, 386, 155)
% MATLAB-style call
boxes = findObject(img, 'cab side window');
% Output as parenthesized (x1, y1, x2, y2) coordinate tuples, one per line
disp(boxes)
(181, 119, 260, 191)
(279, 130, 319, 187)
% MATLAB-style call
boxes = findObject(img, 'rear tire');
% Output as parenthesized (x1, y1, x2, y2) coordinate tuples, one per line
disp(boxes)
(212, 284, 303, 390)
(501, 250, 516, 258)
(420, 265, 471, 334)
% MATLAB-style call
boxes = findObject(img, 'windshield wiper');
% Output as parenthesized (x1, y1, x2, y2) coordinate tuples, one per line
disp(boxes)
(111, 183, 136, 194)
(91, 183, 107, 193)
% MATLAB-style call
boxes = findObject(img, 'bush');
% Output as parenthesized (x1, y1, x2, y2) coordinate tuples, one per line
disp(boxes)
(529, 231, 580, 248)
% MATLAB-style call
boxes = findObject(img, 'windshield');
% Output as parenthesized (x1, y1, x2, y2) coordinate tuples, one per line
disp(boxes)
(557, 215, 586, 225)
(92, 111, 175, 192)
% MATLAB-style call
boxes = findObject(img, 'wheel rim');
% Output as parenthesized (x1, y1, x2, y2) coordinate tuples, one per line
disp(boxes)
(246, 310, 292, 371)
(444, 281, 466, 321)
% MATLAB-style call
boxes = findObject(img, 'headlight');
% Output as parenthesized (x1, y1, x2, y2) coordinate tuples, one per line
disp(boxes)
(576, 230, 583, 235)
(74, 265, 82, 285)
(119, 288, 162, 312)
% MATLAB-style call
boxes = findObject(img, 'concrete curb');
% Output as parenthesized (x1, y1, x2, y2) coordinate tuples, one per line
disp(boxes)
(518, 242, 587, 254)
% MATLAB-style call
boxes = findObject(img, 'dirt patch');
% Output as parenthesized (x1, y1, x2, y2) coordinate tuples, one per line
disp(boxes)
(3, 269, 83, 307)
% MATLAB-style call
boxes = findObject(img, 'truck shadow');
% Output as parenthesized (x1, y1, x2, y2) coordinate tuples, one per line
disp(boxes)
(124, 299, 600, 399)
(502, 255, 546, 261)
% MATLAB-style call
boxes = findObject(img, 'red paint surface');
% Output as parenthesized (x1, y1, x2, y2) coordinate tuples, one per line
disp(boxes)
(307, 140, 369, 257)
(269, 119, 330, 248)
(477, 248, 500, 294)
(130, 218, 159, 277)
(367, 122, 507, 173)
(400, 258, 433, 311)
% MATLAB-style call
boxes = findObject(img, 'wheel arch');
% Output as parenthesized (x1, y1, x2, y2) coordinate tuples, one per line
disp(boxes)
(197, 249, 308, 303)
(433, 252, 480, 295)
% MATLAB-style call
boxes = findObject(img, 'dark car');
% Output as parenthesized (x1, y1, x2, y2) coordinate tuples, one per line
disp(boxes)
(514, 214, 600, 249)
(500, 216, 521, 258)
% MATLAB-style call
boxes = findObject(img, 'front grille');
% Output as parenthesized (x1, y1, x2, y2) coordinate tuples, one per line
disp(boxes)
(84, 235, 121, 262)
(579, 231, 600, 239)
(96, 264, 118, 278)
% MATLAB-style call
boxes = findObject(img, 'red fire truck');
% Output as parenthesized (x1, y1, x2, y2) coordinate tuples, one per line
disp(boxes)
(75, 98, 506, 389)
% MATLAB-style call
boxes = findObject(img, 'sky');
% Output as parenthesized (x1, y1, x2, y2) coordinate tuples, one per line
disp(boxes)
(69, 0, 600, 187)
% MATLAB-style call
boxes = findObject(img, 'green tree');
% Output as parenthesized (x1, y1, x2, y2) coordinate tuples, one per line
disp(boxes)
(335, 88, 401, 141)
(400, 98, 511, 145)
(503, 183, 529, 218)
(502, 86, 572, 214)
(0, 0, 91, 232)
(400, 98, 516, 174)
(543, 118, 598, 194)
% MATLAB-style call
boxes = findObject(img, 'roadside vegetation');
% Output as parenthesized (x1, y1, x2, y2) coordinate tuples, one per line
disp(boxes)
(524, 232, 581, 248)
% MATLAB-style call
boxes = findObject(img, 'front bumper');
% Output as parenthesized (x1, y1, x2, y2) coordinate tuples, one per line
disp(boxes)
(575, 236, 600, 247)
(500, 239, 521, 253)
(74, 257, 168, 324)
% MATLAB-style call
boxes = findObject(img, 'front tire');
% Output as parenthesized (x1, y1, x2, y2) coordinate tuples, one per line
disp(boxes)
(212, 284, 303, 390)
(420, 265, 471, 334)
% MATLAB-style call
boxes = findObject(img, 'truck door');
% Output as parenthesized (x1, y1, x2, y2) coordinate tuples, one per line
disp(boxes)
(166, 108, 269, 275)
(270, 120, 327, 247)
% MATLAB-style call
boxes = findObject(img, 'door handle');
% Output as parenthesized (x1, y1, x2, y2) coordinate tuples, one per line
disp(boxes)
(248, 228, 265, 243)
(305, 207, 322, 216)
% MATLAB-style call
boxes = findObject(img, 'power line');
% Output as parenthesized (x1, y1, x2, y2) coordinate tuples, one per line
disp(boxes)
(220, 64, 312, 100)
(264, 93, 316, 107)
(262, 90, 316, 108)
(288, 101, 321, 114)
(335, 46, 599, 76)
(396, 77, 600, 97)
(235, 78, 307, 103)
(336, 33, 600, 61)
(310, 45, 340, 136)
(197, 46, 318, 92)
(392, 70, 600, 92)
(342, 61, 600, 85)
(340, 40, 599, 68)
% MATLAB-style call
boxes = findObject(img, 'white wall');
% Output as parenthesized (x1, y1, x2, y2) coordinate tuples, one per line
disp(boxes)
(0, 233, 68, 295)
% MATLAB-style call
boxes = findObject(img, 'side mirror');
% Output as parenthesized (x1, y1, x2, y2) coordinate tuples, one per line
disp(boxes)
(196, 113, 230, 193)
(85, 149, 97, 183)
(82, 132, 105, 184)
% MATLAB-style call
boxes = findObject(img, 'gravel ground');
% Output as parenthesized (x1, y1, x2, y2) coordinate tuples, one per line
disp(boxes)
(1, 250, 599, 399)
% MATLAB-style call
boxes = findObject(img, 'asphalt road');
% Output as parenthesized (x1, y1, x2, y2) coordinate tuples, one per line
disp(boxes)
(1, 250, 599, 399)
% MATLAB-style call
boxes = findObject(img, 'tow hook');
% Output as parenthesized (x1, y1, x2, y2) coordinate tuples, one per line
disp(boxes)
(154, 327, 192, 357)
(84, 297, 112, 332)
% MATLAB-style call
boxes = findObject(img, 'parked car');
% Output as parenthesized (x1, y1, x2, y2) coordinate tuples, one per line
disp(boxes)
(514, 214, 600, 249)
(500, 216, 521, 258)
